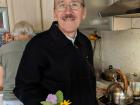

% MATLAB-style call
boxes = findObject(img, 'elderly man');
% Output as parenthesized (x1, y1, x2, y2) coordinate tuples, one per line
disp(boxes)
(0, 21, 35, 105)
(14, 0, 97, 105)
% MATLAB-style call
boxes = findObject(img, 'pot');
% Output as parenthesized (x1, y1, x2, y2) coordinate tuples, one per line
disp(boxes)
(106, 70, 133, 105)
(103, 65, 118, 81)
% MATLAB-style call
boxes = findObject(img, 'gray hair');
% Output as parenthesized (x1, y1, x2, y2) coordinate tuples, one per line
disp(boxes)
(12, 21, 35, 36)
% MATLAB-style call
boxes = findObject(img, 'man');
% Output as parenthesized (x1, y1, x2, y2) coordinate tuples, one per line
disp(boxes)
(14, 0, 97, 105)
(0, 21, 35, 105)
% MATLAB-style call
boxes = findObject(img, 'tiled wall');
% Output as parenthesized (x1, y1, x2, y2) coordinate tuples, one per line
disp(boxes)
(94, 29, 140, 80)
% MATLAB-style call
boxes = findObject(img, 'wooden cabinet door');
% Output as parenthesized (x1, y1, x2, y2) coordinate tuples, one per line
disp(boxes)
(41, 0, 54, 30)
(0, 0, 7, 7)
(7, 0, 42, 32)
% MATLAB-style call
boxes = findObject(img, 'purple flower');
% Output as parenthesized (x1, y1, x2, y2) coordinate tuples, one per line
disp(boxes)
(46, 94, 57, 104)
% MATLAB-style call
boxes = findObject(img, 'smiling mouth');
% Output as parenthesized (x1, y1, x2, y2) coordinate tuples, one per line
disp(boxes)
(62, 18, 75, 21)
(62, 14, 76, 21)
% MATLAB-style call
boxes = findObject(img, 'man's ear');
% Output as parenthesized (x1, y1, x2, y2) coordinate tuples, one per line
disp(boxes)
(82, 8, 86, 20)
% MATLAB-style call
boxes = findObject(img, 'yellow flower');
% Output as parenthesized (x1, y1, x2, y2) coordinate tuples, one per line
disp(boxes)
(60, 100, 71, 105)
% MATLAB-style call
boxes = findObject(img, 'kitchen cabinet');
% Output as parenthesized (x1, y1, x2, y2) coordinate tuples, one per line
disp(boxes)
(111, 17, 132, 30)
(132, 18, 140, 29)
(110, 0, 132, 30)
(7, 0, 42, 32)
(0, 0, 7, 7)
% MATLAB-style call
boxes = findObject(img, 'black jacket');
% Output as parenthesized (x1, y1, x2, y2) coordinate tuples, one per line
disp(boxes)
(14, 22, 96, 105)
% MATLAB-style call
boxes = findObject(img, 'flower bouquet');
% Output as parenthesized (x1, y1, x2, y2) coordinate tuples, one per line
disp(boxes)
(40, 90, 71, 105)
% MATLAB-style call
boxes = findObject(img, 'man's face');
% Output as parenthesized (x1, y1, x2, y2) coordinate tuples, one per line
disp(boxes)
(54, 0, 86, 36)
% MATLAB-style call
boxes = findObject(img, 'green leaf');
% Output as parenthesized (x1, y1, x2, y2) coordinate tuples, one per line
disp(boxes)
(55, 90, 64, 103)
(40, 101, 53, 105)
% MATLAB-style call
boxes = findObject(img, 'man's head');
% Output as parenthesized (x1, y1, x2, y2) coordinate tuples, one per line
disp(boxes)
(12, 21, 35, 40)
(54, 0, 86, 38)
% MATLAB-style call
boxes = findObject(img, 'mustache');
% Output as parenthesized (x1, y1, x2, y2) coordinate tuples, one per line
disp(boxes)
(62, 14, 75, 20)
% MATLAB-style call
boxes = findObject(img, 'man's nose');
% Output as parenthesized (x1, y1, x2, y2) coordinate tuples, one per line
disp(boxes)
(64, 5, 73, 13)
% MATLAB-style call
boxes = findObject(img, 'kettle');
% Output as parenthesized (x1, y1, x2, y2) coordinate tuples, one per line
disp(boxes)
(106, 70, 133, 105)
(103, 65, 118, 81)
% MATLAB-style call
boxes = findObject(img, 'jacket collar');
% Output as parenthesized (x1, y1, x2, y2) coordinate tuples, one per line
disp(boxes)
(49, 21, 82, 47)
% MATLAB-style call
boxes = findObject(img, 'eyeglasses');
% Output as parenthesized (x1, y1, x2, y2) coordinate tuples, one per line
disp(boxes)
(55, 2, 84, 11)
